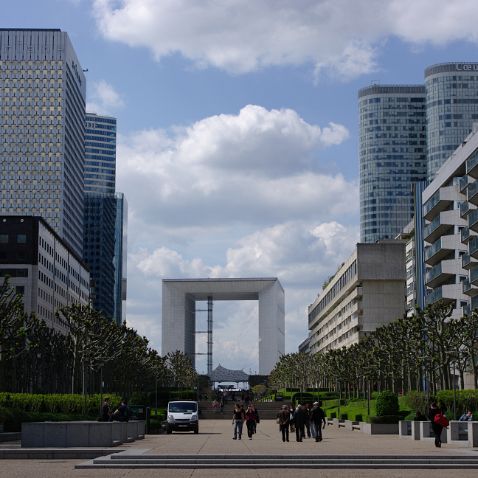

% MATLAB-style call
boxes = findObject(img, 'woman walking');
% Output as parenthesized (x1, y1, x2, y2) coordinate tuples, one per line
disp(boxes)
(277, 405, 291, 442)
(232, 403, 245, 440)
(428, 402, 444, 448)
(245, 404, 257, 440)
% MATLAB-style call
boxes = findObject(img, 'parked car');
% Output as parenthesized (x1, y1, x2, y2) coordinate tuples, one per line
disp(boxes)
(166, 400, 199, 434)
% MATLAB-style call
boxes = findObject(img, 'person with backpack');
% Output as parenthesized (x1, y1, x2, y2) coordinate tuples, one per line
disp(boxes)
(428, 401, 447, 448)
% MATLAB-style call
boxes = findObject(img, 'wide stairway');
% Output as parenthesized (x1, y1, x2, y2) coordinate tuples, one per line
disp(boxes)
(199, 400, 280, 420)
(77, 453, 478, 469)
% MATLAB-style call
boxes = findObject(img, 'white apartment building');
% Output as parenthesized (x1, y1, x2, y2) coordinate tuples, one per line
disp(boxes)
(307, 241, 406, 354)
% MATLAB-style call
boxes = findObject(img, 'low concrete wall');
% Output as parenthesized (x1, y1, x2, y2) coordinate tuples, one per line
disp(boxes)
(399, 420, 412, 438)
(468, 421, 478, 447)
(361, 422, 398, 435)
(447, 420, 468, 446)
(419, 421, 447, 443)
(21, 421, 145, 448)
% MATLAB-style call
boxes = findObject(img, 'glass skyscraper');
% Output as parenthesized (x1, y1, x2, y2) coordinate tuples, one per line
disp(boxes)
(0, 29, 86, 257)
(425, 63, 478, 181)
(83, 113, 117, 320)
(114, 192, 127, 325)
(359, 85, 427, 243)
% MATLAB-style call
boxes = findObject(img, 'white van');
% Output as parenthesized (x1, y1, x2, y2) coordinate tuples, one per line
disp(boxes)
(166, 400, 199, 434)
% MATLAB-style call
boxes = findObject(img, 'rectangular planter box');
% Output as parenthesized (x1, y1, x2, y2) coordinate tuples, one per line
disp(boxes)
(21, 420, 146, 448)
(399, 420, 412, 438)
(447, 420, 469, 446)
(468, 421, 478, 447)
(344, 420, 359, 431)
(361, 422, 398, 435)
(419, 421, 447, 443)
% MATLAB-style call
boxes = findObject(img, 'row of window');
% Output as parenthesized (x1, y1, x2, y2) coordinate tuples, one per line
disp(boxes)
(0, 233, 27, 244)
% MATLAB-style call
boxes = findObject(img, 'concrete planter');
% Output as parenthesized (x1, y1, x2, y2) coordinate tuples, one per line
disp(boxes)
(469, 421, 478, 447)
(399, 420, 412, 438)
(344, 420, 359, 431)
(21, 420, 146, 448)
(447, 420, 469, 446)
(419, 420, 447, 443)
(361, 422, 399, 435)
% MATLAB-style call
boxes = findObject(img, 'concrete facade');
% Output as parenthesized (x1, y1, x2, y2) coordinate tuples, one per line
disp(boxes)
(0, 215, 90, 333)
(307, 241, 406, 354)
(161, 278, 284, 374)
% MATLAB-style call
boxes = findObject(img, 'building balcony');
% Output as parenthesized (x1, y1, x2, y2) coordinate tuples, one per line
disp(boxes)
(469, 236, 478, 259)
(460, 201, 476, 218)
(471, 267, 478, 286)
(425, 260, 456, 289)
(425, 285, 457, 306)
(463, 279, 478, 297)
(467, 151, 478, 178)
(462, 252, 478, 269)
(460, 176, 471, 193)
(424, 213, 456, 243)
(423, 186, 461, 221)
(468, 181, 478, 206)
(424, 237, 456, 266)
(469, 209, 478, 232)
(461, 226, 477, 244)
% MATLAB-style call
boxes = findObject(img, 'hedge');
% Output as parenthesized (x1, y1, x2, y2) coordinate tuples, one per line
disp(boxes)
(0, 393, 121, 416)
(376, 391, 399, 417)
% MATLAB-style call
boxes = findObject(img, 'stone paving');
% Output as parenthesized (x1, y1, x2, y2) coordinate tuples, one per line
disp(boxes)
(0, 419, 477, 478)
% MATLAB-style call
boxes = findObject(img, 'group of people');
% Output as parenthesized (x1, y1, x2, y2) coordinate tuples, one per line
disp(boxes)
(276, 402, 326, 443)
(100, 397, 131, 422)
(232, 403, 260, 439)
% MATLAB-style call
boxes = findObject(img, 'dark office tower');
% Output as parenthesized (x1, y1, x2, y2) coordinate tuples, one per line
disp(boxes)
(359, 85, 427, 243)
(114, 193, 127, 325)
(425, 63, 478, 181)
(83, 113, 117, 319)
(0, 29, 86, 257)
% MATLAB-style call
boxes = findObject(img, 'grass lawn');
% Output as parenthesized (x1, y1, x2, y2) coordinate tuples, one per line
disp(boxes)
(322, 396, 413, 421)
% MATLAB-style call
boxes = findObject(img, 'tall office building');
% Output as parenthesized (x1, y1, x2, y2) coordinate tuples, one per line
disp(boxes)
(83, 113, 117, 319)
(359, 85, 427, 243)
(0, 29, 86, 257)
(426, 63, 478, 181)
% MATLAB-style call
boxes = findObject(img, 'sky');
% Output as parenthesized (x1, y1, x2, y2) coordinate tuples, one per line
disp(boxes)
(3, 0, 478, 374)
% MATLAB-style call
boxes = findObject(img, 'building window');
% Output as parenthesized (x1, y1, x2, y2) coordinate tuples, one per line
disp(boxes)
(17, 234, 27, 244)
(0, 234, 8, 243)
(15, 286, 25, 295)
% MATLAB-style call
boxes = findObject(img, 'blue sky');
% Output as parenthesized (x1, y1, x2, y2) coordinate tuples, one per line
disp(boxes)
(3, 0, 478, 373)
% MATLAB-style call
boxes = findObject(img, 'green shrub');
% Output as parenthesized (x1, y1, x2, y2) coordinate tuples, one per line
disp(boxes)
(436, 389, 478, 415)
(355, 414, 363, 422)
(369, 415, 400, 424)
(376, 391, 399, 417)
(0, 393, 121, 416)
(317, 391, 339, 400)
(329, 412, 336, 419)
(340, 413, 348, 420)
(404, 390, 428, 416)
(292, 392, 314, 405)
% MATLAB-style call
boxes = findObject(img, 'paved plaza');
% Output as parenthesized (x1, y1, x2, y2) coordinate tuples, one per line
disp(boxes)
(0, 419, 477, 478)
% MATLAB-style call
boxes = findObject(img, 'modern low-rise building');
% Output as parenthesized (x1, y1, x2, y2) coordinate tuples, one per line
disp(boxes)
(0, 216, 90, 333)
(307, 241, 406, 354)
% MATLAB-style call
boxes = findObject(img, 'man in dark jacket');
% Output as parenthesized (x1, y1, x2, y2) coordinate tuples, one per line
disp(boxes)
(310, 401, 326, 442)
(293, 404, 306, 442)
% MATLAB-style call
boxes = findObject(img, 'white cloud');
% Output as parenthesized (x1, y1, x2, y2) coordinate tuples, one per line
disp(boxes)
(116, 105, 353, 230)
(86, 80, 124, 115)
(92, 0, 478, 79)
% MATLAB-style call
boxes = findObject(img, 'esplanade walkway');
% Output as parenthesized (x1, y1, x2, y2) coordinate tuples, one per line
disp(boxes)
(1, 419, 478, 477)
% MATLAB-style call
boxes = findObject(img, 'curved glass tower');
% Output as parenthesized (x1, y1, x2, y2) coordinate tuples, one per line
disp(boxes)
(425, 63, 478, 181)
(359, 85, 427, 243)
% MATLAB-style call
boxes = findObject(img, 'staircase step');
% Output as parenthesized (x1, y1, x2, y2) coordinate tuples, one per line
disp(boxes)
(76, 454, 478, 469)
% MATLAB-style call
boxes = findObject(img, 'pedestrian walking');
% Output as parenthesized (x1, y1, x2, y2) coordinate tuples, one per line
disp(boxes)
(310, 401, 326, 442)
(245, 404, 257, 439)
(304, 403, 312, 438)
(277, 405, 291, 442)
(252, 404, 260, 434)
(293, 404, 306, 442)
(232, 403, 245, 440)
(428, 401, 445, 448)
